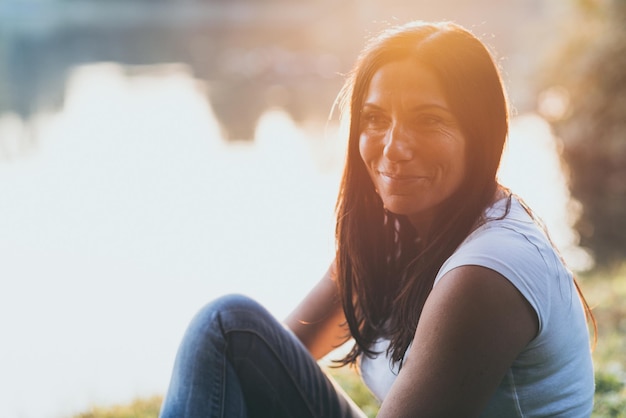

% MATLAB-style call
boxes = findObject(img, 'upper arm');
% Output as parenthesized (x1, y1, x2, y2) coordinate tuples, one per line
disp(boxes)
(284, 261, 349, 360)
(377, 265, 538, 418)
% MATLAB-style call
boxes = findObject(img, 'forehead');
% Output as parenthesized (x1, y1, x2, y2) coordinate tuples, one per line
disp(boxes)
(363, 59, 449, 109)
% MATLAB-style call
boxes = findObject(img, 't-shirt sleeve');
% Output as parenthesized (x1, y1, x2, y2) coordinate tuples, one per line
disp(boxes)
(433, 225, 553, 336)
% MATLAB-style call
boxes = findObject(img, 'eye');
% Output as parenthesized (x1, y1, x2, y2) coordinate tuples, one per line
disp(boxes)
(361, 111, 389, 130)
(415, 114, 443, 127)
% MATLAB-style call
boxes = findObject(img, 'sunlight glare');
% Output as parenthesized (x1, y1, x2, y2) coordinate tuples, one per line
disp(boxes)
(499, 113, 592, 271)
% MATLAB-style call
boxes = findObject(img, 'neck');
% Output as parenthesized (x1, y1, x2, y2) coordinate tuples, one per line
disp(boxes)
(408, 183, 506, 238)
(407, 211, 434, 239)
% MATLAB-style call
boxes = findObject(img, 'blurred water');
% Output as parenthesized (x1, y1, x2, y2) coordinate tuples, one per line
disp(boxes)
(0, 64, 587, 418)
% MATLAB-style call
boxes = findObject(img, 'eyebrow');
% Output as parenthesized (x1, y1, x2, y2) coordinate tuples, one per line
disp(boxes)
(361, 103, 452, 113)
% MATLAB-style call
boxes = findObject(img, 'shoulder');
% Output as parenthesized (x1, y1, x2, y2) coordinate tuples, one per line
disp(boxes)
(438, 197, 561, 285)
(434, 197, 567, 334)
(426, 265, 539, 341)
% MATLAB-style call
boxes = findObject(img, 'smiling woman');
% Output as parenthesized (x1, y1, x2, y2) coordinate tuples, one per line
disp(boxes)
(159, 21, 595, 418)
(358, 60, 466, 236)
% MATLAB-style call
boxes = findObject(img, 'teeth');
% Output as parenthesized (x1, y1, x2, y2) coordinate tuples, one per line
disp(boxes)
(382, 173, 420, 180)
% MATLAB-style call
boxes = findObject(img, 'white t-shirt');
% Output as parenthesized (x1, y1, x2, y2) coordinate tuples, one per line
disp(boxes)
(359, 197, 594, 417)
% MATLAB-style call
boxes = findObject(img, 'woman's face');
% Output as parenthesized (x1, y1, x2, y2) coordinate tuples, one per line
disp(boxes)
(359, 59, 467, 234)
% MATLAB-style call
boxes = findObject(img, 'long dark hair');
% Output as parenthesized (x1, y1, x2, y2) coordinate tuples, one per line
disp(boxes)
(335, 21, 510, 366)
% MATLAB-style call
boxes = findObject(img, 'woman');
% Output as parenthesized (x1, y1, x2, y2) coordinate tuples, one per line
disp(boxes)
(160, 21, 595, 417)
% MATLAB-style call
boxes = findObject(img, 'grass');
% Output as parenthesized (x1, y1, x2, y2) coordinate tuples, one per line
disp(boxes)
(580, 264, 626, 417)
(72, 396, 163, 418)
(71, 266, 626, 418)
(327, 366, 380, 418)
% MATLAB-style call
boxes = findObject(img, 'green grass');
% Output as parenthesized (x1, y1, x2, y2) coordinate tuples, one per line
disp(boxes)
(326, 366, 380, 418)
(72, 396, 163, 418)
(71, 266, 626, 418)
(581, 264, 626, 417)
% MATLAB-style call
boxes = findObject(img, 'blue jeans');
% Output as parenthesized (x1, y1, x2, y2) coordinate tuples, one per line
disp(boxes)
(160, 294, 367, 418)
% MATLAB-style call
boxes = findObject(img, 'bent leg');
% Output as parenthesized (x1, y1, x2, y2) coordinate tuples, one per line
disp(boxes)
(160, 295, 248, 418)
(160, 294, 365, 418)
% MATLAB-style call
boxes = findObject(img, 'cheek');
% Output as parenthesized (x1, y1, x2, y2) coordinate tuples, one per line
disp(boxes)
(359, 127, 389, 161)
(358, 133, 374, 164)
(449, 142, 467, 183)
(428, 130, 466, 165)
(358, 135, 380, 185)
(455, 137, 467, 172)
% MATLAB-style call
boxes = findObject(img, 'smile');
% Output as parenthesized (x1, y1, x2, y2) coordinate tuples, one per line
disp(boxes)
(379, 172, 430, 182)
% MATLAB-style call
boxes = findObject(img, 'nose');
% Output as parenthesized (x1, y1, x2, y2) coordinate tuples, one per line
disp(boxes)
(383, 123, 414, 162)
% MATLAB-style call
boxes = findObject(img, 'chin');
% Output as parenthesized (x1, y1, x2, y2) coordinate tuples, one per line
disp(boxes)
(382, 203, 423, 217)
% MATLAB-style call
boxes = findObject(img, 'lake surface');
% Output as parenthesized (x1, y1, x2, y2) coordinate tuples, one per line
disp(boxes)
(0, 63, 589, 418)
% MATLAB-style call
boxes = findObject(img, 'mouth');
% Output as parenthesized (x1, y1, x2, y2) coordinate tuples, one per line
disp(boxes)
(378, 171, 430, 182)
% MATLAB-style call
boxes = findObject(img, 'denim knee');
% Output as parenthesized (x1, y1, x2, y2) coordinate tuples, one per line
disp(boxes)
(201, 294, 265, 318)
(184, 294, 272, 343)
(194, 293, 267, 323)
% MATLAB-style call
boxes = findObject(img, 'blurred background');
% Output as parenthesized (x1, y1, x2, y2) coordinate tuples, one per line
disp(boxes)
(0, 0, 624, 417)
